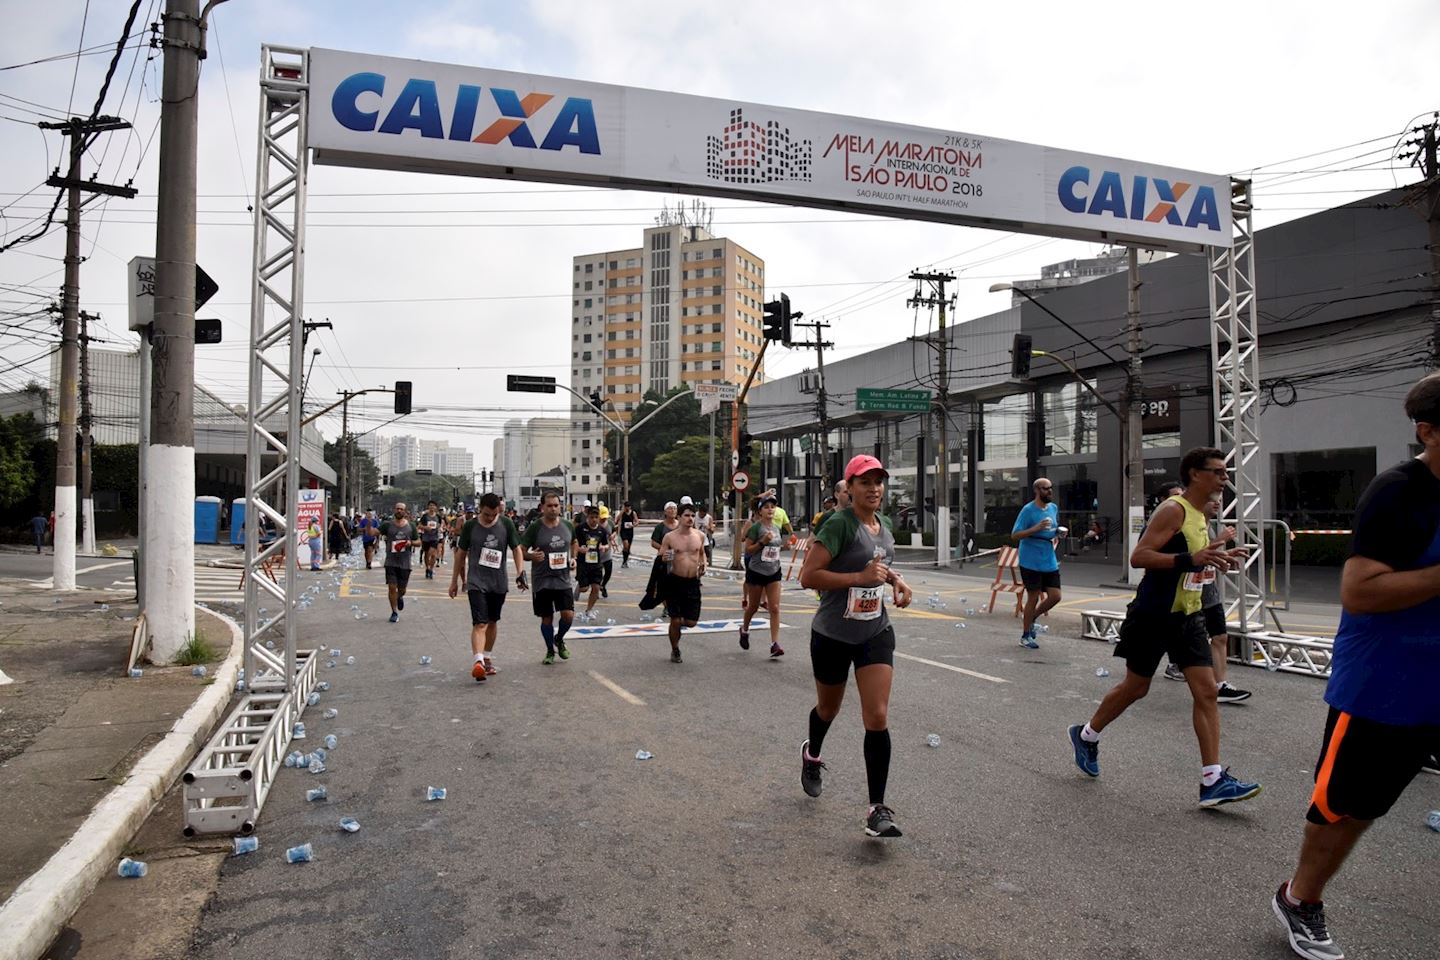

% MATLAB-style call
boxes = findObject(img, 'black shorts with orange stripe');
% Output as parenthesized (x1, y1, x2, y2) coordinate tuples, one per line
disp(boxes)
(1306, 705, 1440, 825)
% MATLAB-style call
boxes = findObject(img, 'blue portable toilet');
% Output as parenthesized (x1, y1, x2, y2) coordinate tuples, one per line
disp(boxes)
(194, 496, 222, 544)
(230, 498, 247, 546)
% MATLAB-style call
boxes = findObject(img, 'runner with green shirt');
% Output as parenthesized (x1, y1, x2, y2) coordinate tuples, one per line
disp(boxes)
(1067, 446, 1261, 808)
(740, 495, 792, 658)
(449, 492, 527, 682)
(380, 503, 420, 624)
(521, 490, 578, 665)
(797, 455, 914, 839)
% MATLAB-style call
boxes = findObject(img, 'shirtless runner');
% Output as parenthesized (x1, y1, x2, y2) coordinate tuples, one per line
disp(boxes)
(659, 503, 707, 663)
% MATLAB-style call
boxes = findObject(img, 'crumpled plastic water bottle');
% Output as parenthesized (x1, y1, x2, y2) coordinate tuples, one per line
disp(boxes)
(285, 843, 313, 863)
(128, 667, 143, 679)
(232, 836, 259, 855)
(306, 786, 327, 802)
(308, 756, 326, 774)
(1426, 810, 1440, 832)
(426, 786, 447, 801)
(954, 621, 967, 630)
(926, 734, 941, 748)
(117, 857, 148, 878)
(329, 648, 341, 657)
(292, 721, 306, 740)
(306, 692, 320, 706)
(345, 656, 356, 666)
(323, 734, 337, 750)
(634, 750, 654, 761)
(322, 708, 338, 720)
(419, 656, 431, 665)
(339, 817, 360, 833)
(192, 665, 207, 677)
(1096, 667, 1111, 678)
(316, 681, 329, 691)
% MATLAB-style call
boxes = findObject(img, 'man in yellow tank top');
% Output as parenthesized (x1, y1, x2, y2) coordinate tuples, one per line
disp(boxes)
(1067, 447, 1262, 808)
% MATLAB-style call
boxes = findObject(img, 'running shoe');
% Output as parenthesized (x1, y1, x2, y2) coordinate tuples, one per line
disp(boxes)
(864, 804, 903, 838)
(1019, 631, 1040, 650)
(601, 586, 608, 598)
(1216, 681, 1253, 704)
(1422, 752, 1439, 775)
(485, 660, 497, 676)
(471, 661, 487, 682)
(557, 642, 570, 661)
(770, 642, 784, 658)
(1200, 769, 1262, 807)
(800, 740, 825, 797)
(1068, 724, 1100, 777)
(542, 651, 556, 666)
(397, 596, 404, 611)
(1271, 882, 1345, 960)
(1164, 663, 1185, 681)
(388, 612, 398, 623)
(739, 629, 750, 650)
(670, 649, 683, 664)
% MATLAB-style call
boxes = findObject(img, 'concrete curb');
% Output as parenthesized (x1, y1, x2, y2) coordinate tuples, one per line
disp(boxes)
(0, 606, 244, 960)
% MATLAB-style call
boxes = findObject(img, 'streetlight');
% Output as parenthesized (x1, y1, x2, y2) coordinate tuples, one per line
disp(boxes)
(990, 281, 1141, 583)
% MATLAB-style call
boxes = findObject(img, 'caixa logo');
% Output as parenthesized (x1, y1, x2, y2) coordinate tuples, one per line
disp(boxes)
(331, 72, 601, 155)
(1057, 166, 1221, 232)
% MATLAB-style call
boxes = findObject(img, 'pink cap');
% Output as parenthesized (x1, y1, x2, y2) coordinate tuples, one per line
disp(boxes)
(844, 454, 889, 481)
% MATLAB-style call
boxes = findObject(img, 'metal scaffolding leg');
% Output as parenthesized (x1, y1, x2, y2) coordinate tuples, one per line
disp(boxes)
(1208, 178, 1266, 648)
(182, 45, 312, 834)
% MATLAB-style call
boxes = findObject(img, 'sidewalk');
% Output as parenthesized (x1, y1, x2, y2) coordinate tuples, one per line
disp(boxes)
(0, 582, 239, 960)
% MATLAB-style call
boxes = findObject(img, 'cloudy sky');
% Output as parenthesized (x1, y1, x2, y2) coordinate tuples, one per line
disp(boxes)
(1, 0, 1434, 470)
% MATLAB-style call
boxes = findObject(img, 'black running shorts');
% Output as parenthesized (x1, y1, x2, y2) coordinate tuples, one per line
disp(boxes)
(1019, 566, 1061, 592)
(1203, 604, 1227, 639)
(531, 587, 575, 618)
(745, 568, 781, 587)
(811, 626, 896, 686)
(467, 589, 505, 625)
(384, 566, 411, 588)
(664, 574, 703, 624)
(1114, 609, 1211, 678)
(1306, 706, 1440, 825)
(576, 564, 605, 589)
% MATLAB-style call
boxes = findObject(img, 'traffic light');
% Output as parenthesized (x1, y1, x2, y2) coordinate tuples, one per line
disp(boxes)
(394, 380, 412, 414)
(1010, 334, 1033, 379)
(762, 293, 792, 345)
(738, 429, 754, 470)
(588, 390, 603, 414)
(612, 459, 624, 483)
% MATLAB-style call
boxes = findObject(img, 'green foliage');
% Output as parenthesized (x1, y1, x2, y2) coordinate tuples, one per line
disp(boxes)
(173, 630, 216, 666)
(323, 440, 381, 503)
(608, 388, 735, 507)
(0, 413, 40, 508)
(378, 470, 472, 510)
(636, 434, 729, 506)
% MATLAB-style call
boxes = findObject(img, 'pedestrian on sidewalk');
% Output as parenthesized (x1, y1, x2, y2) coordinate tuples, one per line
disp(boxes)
(1011, 477, 1062, 649)
(30, 511, 46, 553)
(307, 517, 323, 571)
(1271, 372, 1440, 960)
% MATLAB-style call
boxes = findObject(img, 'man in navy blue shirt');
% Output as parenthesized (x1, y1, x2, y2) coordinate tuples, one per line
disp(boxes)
(1271, 372, 1440, 960)
(1010, 478, 1062, 649)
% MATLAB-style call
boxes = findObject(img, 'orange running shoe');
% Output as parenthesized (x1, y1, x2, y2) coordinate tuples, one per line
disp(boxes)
(471, 660, 487, 682)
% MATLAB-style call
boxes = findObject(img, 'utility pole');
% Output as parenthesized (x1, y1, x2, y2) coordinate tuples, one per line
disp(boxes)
(145, 0, 205, 660)
(790, 317, 835, 491)
(79, 310, 95, 555)
(339, 395, 350, 516)
(1124, 248, 1145, 583)
(908, 271, 957, 567)
(731, 339, 771, 569)
(38, 115, 134, 590)
(1404, 114, 1440, 368)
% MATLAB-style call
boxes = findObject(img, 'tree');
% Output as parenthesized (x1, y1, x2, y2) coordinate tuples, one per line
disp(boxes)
(604, 386, 711, 506)
(0, 413, 40, 508)
(322, 440, 380, 501)
(637, 434, 729, 507)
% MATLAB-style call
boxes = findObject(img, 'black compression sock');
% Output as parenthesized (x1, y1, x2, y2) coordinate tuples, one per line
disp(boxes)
(554, 618, 571, 642)
(807, 707, 833, 757)
(863, 728, 891, 805)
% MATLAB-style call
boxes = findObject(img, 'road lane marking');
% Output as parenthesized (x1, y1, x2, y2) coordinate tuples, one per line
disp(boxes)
(588, 670, 646, 706)
(895, 651, 1008, 684)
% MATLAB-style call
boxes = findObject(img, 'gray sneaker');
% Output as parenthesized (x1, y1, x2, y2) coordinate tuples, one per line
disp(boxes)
(1164, 663, 1185, 681)
(800, 739, 825, 798)
(1271, 883, 1344, 960)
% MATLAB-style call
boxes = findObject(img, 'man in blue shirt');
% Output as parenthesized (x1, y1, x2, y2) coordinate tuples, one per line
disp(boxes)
(1010, 478, 1061, 649)
(1272, 372, 1440, 960)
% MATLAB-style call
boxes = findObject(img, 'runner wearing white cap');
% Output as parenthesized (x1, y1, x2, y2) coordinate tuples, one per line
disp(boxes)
(798, 454, 913, 838)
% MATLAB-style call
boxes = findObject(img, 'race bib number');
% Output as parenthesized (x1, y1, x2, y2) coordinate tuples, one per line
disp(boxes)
(479, 548, 502, 569)
(623, 522, 633, 530)
(761, 544, 781, 563)
(844, 586, 884, 621)
(585, 549, 599, 564)
(1182, 567, 1217, 592)
(547, 552, 568, 570)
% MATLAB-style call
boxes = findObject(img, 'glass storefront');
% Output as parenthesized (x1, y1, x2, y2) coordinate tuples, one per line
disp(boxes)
(1273, 447, 1376, 529)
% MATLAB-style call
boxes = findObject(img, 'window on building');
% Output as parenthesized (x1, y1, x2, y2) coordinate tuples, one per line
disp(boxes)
(585, 263, 593, 273)
(1273, 447, 1376, 529)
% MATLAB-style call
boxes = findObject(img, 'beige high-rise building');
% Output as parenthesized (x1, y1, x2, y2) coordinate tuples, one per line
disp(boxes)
(568, 221, 765, 499)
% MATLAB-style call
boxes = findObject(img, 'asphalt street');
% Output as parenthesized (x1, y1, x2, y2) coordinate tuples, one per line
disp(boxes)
(118, 547, 1428, 960)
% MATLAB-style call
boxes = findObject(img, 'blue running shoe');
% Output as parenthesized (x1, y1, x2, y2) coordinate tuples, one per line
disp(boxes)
(1020, 631, 1040, 650)
(388, 612, 398, 623)
(1068, 724, 1099, 777)
(1200, 769, 1261, 807)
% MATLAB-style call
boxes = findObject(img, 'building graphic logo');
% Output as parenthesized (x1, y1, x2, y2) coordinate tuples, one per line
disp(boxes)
(706, 108, 812, 185)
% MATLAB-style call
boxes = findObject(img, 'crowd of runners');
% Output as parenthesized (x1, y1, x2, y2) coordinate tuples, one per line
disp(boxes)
(336, 372, 1440, 960)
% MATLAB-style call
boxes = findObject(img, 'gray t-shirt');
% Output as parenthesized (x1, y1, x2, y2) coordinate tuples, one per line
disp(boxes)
(521, 518, 576, 591)
(379, 519, 417, 569)
(460, 516, 520, 594)
(417, 512, 444, 544)
(811, 509, 896, 644)
(745, 521, 783, 576)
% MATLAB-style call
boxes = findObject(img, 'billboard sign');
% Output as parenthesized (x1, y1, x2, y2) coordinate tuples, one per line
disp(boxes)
(307, 48, 1231, 252)
(295, 488, 326, 565)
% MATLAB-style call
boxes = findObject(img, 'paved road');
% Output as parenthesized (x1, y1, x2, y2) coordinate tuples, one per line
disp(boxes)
(147, 552, 1437, 960)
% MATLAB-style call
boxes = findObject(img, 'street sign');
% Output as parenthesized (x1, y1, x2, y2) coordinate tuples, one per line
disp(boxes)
(732, 471, 750, 491)
(506, 374, 557, 393)
(699, 395, 720, 416)
(730, 449, 740, 469)
(126, 256, 218, 331)
(856, 387, 932, 413)
(693, 382, 738, 402)
(798, 434, 812, 452)
(414, 469, 433, 476)
(195, 318, 222, 344)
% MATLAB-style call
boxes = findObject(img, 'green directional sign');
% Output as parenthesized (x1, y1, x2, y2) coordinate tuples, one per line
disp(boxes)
(856, 387, 933, 413)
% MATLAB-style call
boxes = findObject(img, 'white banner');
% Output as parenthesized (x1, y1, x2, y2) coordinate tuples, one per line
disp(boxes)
(699, 395, 720, 416)
(307, 48, 1231, 251)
